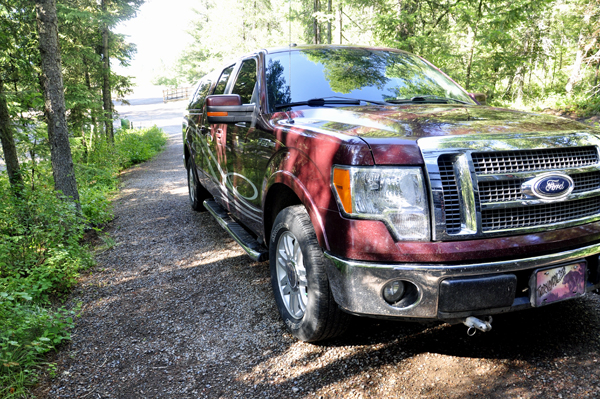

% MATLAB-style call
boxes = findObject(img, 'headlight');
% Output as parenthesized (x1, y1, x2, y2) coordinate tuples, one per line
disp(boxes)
(332, 166, 430, 241)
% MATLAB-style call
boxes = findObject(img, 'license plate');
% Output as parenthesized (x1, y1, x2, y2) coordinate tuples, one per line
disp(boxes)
(531, 262, 586, 307)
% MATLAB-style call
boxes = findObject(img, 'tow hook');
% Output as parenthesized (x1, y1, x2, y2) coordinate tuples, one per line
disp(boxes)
(463, 316, 493, 336)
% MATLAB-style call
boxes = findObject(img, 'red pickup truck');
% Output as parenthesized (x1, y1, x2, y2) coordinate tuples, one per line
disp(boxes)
(182, 45, 600, 341)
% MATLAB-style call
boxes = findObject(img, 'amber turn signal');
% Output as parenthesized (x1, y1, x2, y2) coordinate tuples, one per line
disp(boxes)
(333, 168, 353, 214)
(207, 111, 228, 117)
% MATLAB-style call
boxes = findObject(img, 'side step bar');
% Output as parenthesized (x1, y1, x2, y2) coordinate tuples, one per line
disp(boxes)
(203, 199, 269, 262)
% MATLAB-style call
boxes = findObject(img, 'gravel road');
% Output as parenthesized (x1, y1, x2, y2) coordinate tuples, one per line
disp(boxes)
(34, 89, 600, 399)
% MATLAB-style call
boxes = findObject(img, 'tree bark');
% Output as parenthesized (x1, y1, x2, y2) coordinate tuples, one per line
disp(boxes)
(35, 0, 81, 208)
(0, 77, 23, 194)
(566, 33, 586, 95)
(327, 0, 332, 44)
(464, 0, 483, 91)
(338, 3, 342, 44)
(593, 56, 599, 90)
(101, 0, 114, 143)
(313, 0, 320, 44)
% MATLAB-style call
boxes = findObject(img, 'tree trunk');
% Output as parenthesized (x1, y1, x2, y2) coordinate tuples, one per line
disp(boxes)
(465, 0, 483, 91)
(35, 0, 80, 208)
(338, 3, 342, 44)
(566, 33, 586, 95)
(593, 57, 599, 90)
(327, 0, 332, 44)
(313, 0, 320, 44)
(101, 0, 114, 143)
(0, 78, 23, 194)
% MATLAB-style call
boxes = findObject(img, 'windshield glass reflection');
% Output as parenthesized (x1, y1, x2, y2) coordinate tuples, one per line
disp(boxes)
(265, 48, 474, 111)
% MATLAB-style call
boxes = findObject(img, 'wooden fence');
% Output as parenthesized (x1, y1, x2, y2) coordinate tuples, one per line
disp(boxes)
(162, 87, 192, 103)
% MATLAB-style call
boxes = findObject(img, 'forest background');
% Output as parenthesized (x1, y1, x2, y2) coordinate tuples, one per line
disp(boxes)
(0, 0, 599, 397)
(157, 0, 600, 116)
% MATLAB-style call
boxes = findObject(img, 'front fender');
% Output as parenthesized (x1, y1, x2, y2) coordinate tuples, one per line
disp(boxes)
(265, 168, 331, 251)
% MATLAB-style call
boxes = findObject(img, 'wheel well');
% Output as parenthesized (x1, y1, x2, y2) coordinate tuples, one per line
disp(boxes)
(264, 183, 302, 247)
(184, 144, 190, 166)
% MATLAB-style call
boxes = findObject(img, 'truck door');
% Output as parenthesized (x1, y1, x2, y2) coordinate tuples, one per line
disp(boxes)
(202, 64, 235, 206)
(225, 58, 263, 227)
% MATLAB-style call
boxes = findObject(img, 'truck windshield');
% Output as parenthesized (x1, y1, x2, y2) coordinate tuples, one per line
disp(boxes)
(265, 48, 474, 112)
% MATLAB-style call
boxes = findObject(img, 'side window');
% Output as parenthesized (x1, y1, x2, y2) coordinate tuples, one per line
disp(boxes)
(189, 77, 213, 110)
(231, 59, 257, 104)
(213, 65, 235, 95)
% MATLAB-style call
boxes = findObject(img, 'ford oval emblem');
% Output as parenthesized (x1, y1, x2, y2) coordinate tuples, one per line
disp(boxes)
(522, 173, 574, 200)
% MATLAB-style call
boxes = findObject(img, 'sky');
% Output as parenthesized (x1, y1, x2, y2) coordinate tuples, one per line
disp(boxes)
(113, 0, 198, 86)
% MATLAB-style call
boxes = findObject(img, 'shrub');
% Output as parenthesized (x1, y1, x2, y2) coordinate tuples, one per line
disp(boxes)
(0, 126, 167, 396)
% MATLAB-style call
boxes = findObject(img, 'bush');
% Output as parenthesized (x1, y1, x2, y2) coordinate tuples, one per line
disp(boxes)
(0, 183, 87, 396)
(0, 126, 167, 396)
(0, 293, 75, 398)
(114, 125, 168, 168)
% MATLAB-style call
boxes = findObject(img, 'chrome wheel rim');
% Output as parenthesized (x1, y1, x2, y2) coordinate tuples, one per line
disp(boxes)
(276, 231, 307, 318)
(188, 166, 196, 204)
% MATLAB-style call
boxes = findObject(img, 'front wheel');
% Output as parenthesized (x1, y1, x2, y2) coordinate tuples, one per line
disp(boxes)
(269, 205, 350, 342)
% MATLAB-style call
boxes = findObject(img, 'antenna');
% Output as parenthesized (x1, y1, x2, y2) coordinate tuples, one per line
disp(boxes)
(286, 0, 294, 123)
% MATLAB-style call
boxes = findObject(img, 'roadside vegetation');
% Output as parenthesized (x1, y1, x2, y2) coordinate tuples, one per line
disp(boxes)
(1, 1, 164, 396)
(0, 126, 167, 398)
(157, 0, 600, 118)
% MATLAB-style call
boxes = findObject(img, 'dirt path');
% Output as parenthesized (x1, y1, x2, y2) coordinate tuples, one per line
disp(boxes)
(35, 89, 600, 398)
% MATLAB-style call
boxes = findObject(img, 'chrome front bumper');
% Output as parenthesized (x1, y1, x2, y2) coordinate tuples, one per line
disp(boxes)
(324, 242, 600, 320)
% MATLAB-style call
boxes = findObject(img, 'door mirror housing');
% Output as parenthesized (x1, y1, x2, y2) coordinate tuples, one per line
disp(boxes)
(469, 93, 487, 105)
(206, 94, 255, 123)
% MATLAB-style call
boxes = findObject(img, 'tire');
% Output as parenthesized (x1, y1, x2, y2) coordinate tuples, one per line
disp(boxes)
(186, 157, 211, 211)
(269, 205, 350, 342)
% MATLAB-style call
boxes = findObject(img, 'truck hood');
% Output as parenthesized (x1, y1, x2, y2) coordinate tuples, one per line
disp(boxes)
(284, 104, 597, 165)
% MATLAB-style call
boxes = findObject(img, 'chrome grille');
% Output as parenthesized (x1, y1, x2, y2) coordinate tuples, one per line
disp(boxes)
(419, 133, 600, 241)
(482, 197, 600, 231)
(438, 155, 461, 234)
(471, 147, 599, 174)
(478, 171, 600, 203)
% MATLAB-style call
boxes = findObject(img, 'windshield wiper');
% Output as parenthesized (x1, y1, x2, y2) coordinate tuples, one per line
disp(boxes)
(386, 96, 470, 105)
(274, 96, 387, 110)
(275, 98, 359, 109)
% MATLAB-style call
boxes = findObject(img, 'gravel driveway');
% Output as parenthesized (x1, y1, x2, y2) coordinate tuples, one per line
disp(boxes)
(34, 89, 600, 399)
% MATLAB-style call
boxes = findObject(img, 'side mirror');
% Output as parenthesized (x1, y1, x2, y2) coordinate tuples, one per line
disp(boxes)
(206, 94, 255, 123)
(469, 93, 487, 105)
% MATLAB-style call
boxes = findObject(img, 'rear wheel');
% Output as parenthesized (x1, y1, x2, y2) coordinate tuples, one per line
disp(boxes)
(269, 205, 350, 342)
(187, 157, 211, 211)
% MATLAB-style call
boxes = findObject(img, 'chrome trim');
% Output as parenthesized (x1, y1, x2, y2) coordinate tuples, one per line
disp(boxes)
(418, 132, 600, 241)
(454, 154, 478, 234)
(480, 189, 600, 209)
(476, 165, 600, 182)
(324, 242, 600, 319)
(203, 200, 266, 261)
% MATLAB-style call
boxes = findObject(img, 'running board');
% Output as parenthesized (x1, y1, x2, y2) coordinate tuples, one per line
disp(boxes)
(203, 199, 269, 262)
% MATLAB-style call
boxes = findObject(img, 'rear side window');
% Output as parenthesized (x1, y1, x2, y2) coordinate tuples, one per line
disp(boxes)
(231, 59, 257, 104)
(213, 65, 235, 95)
(189, 77, 213, 110)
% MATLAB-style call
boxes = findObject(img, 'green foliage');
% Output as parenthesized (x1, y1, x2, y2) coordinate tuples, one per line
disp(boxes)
(0, 126, 167, 395)
(0, 293, 75, 397)
(114, 126, 168, 168)
(0, 180, 86, 396)
(0, 184, 91, 301)
(164, 0, 599, 115)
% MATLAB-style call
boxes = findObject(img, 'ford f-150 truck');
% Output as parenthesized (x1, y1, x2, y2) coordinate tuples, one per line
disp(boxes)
(182, 45, 600, 342)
